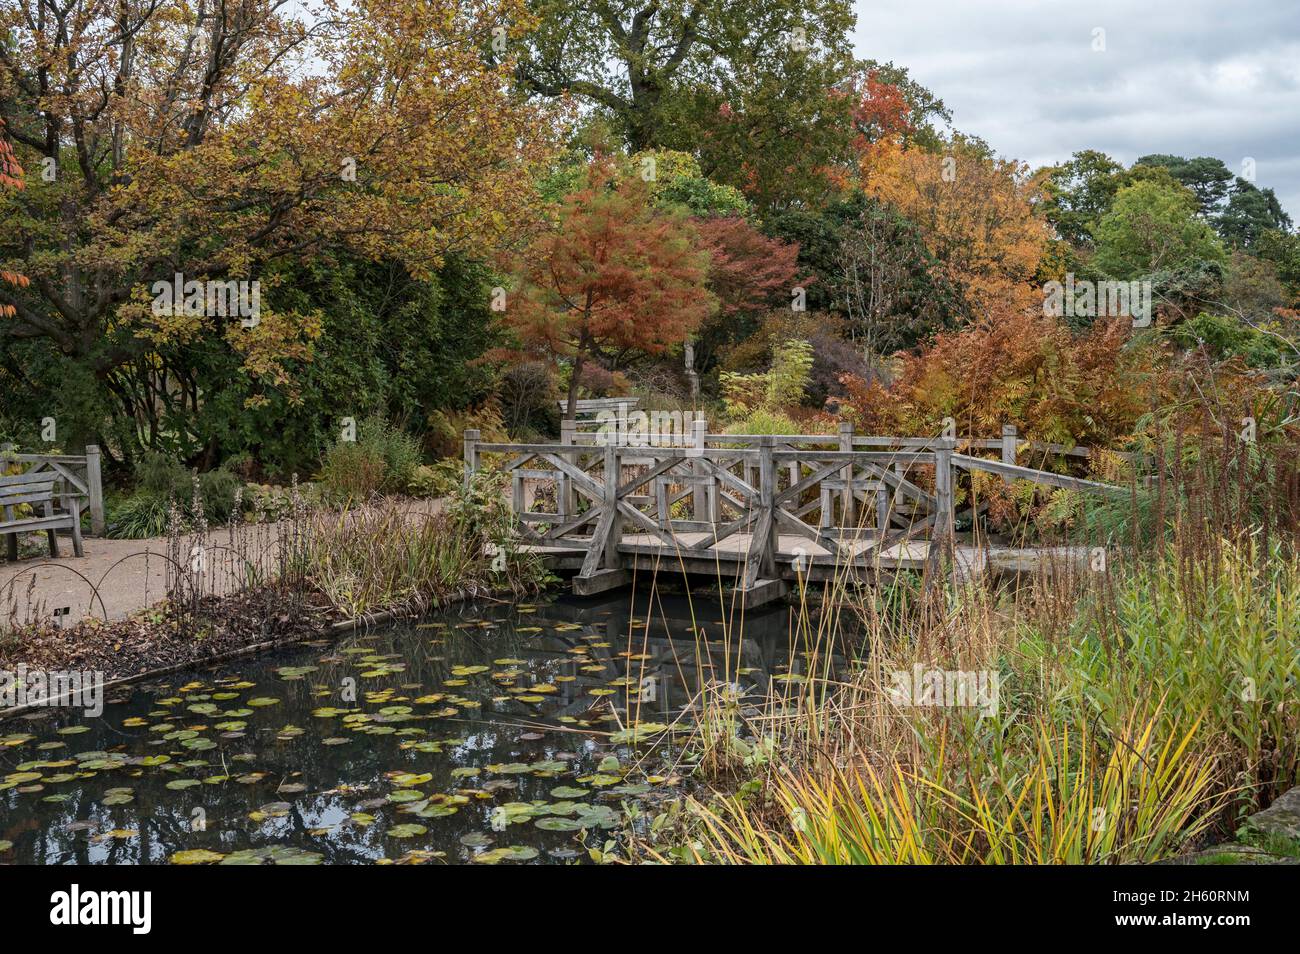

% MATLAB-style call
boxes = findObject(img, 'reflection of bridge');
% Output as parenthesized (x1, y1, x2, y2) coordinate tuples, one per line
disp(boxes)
(496, 590, 826, 723)
(467, 424, 1132, 609)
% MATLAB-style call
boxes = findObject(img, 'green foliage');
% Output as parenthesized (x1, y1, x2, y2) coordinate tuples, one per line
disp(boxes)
(105, 492, 172, 540)
(1041, 149, 1125, 247)
(1052, 542, 1300, 809)
(105, 453, 242, 538)
(1135, 154, 1236, 218)
(635, 149, 751, 217)
(515, 0, 862, 209)
(1217, 181, 1292, 248)
(319, 415, 422, 503)
(1094, 180, 1227, 280)
(720, 338, 813, 424)
(1255, 229, 1300, 303)
(721, 408, 803, 435)
(406, 460, 463, 499)
(1, 253, 499, 480)
(766, 338, 814, 408)
(761, 193, 964, 353)
(1170, 312, 1292, 369)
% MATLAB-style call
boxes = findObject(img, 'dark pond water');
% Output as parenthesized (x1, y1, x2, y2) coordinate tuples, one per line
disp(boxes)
(0, 589, 827, 864)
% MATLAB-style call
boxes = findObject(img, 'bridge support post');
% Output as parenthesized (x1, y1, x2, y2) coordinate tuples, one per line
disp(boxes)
(926, 438, 956, 587)
(573, 441, 629, 596)
(738, 435, 785, 608)
(838, 421, 855, 528)
(463, 429, 480, 488)
(690, 417, 709, 521)
(559, 419, 576, 520)
(1001, 424, 1018, 485)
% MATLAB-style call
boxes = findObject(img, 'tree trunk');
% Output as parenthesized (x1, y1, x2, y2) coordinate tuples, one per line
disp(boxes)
(565, 351, 584, 421)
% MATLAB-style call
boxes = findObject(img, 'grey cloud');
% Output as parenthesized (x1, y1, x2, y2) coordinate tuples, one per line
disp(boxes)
(855, 0, 1300, 216)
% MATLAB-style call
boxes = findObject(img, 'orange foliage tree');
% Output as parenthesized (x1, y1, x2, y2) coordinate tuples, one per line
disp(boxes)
(839, 307, 1164, 450)
(0, 118, 26, 317)
(863, 137, 1048, 316)
(504, 157, 716, 418)
(0, 0, 556, 398)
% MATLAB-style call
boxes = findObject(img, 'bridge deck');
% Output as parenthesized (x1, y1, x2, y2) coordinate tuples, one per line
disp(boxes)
(521, 532, 1091, 602)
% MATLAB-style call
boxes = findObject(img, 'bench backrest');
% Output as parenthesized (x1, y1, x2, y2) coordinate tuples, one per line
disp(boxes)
(0, 471, 58, 512)
(557, 397, 640, 415)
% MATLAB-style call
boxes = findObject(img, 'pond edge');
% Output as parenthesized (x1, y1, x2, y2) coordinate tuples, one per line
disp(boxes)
(0, 587, 503, 722)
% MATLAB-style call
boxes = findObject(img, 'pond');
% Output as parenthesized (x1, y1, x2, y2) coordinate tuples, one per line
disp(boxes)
(0, 589, 828, 864)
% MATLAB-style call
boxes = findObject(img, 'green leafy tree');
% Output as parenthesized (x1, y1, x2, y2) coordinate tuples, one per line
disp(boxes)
(1041, 150, 1124, 248)
(1217, 180, 1292, 247)
(511, 0, 856, 149)
(635, 149, 750, 216)
(1256, 229, 1300, 305)
(1094, 180, 1227, 280)
(511, 0, 866, 208)
(1135, 155, 1236, 217)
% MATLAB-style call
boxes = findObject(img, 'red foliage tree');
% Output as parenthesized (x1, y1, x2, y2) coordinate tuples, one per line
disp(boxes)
(506, 157, 716, 418)
(694, 216, 802, 316)
(850, 71, 915, 149)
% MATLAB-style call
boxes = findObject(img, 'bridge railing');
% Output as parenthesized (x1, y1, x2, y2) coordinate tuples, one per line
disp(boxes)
(465, 422, 1137, 601)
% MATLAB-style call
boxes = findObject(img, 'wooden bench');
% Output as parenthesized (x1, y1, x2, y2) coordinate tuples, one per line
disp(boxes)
(557, 396, 641, 431)
(1, 470, 84, 560)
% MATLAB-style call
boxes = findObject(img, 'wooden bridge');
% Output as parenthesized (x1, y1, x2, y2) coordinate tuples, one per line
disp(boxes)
(464, 421, 1133, 608)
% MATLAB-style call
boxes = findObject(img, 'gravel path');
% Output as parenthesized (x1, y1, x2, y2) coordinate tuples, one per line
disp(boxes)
(1, 499, 444, 625)
(1, 530, 251, 624)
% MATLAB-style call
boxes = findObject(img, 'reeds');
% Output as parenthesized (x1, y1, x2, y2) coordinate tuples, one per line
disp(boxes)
(655, 420, 1300, 865)
(296, 499, 547, 618)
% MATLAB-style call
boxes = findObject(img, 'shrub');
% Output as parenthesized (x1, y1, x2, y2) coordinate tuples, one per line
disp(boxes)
(723, 409, 803, 435)
(105, 492, 171, 539)
(407, 459, 463, 499)
(426, 401, 507, 459)
(106, 454, 242, 537)
(720, 338, 814, 420)
(319, 415, 423, 502)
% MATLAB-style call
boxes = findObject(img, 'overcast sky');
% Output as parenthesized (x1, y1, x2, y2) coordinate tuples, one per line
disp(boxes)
(852, 0, 1300, 219)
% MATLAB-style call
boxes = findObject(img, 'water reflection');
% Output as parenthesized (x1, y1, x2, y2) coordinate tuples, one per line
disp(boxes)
(0, 588, 839, 864)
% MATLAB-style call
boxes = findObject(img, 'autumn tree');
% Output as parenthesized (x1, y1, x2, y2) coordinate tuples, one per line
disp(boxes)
(0, 0, 557, 453)
(0, 117, 25, 317)
(864, 135, 1048, 315)
(685, 214, 799, 370)
(504, 157, 715, 418)
(839, 305, 1163, 450)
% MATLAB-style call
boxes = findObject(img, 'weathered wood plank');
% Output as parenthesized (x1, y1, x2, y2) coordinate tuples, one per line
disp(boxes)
(951, 454, 1129, 496)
